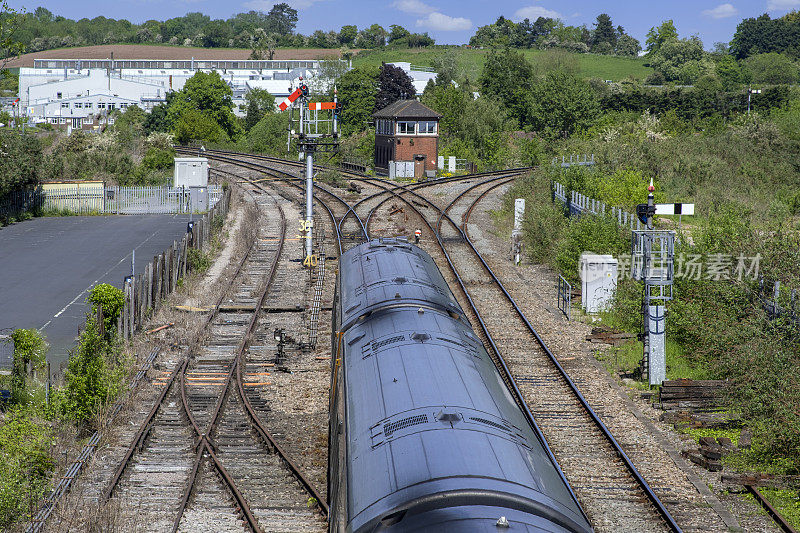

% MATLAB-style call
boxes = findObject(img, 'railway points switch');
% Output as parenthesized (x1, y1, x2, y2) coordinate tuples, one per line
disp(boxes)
(580, 253, 618, 313)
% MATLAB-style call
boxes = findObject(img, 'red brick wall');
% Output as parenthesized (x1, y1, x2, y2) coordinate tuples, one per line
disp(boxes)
(394, 136, 438, 171)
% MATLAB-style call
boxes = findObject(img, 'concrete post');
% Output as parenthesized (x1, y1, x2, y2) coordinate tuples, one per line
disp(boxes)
(305, 152, 314, 262)
(512, 198, 525, 265)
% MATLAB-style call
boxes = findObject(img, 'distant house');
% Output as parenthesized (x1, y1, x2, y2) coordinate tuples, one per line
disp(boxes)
(372, 100, 441, 179)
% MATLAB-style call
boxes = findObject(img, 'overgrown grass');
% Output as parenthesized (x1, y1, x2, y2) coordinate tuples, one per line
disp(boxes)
(759, 488, 800, 529)
(595, 338, 709, 385)
(352, 47, 652, 81)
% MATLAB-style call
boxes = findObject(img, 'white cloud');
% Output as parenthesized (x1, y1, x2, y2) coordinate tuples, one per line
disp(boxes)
(243, 0, 323, 10)
(392, 0, 435, 14)
(767, 0, 800, 9)
(513, 5, 563, 21)
(702, 3, 738, 18)
(416, 12, 472, 31)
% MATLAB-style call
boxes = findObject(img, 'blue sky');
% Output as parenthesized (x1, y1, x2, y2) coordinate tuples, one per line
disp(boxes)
(7, 0, 800, 49)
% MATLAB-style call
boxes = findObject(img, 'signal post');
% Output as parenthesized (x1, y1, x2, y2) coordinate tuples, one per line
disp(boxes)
(277, 81, 341, 268)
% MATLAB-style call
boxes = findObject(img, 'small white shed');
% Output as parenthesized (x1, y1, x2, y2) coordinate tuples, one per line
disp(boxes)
(174, 158, 209, 188)
(580, 253, 619, 313)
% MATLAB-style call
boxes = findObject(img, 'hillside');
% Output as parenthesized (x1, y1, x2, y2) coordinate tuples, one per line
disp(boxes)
(4, 44, 344, 68)
(352, 47, 653, 81)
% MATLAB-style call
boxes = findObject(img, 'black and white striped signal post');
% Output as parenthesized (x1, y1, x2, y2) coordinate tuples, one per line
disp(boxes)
(632, 180, 692, 386)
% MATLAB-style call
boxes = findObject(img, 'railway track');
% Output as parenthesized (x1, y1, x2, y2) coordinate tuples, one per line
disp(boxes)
(100, 175, 328, 532)
(172, 149, 730, 532)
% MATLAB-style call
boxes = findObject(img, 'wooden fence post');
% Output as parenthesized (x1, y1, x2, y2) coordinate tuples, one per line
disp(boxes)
(96, 304, 105, 339)
(153, 255, 162, 312)
(181, 236, 188, 277)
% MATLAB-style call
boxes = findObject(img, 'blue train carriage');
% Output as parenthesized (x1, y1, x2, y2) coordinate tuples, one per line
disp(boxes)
(330, 238, 592, 532)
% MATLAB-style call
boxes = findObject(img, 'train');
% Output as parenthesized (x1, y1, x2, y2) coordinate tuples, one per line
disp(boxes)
(329, 237, 592, 532)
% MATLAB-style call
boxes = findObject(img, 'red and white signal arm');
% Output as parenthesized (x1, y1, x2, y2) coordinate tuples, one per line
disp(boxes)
(278, 86, 306, 111)
(308, 102, 336, 111)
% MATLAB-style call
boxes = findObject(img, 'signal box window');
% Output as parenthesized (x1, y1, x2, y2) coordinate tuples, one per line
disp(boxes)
(397, 121, 415, 134)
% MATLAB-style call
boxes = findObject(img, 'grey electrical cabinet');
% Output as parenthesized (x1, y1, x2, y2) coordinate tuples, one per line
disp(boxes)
(174, 158, 209, 188)
(580, 253, 618, 313)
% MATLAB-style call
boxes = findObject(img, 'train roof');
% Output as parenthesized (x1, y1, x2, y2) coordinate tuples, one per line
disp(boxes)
(342, 306, 591, 533)
(338, 238, 466, 332)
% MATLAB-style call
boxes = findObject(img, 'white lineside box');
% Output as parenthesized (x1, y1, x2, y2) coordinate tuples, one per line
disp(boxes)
(580, 253, 618, 313)
(174, 158, 209, 188)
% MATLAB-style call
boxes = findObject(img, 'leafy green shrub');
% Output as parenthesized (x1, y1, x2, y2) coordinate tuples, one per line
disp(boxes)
(173, 109, 230, 145)
(10, 329, 48, 405)
(555, 214, 629, 284)
(720, 319, 800, 473)
(87, 284, 123, 341)
(212, 214, 224, 232)
(141, 147, 175, 170)
(62, 317, 125, 425)
(187, 248, 211, 273)
(0, 410, 54, 529)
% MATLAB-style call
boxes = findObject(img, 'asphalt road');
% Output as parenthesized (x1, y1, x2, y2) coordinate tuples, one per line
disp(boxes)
(0, 214, 192, 372)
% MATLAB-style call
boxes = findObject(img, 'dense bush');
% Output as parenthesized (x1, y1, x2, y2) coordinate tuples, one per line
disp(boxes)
(0, 410, 54, 529)
(87, 284, 124, 341)
(62, 317, 126, 425)
(0, 131, 42, 198)
(9, 329, 47, 405)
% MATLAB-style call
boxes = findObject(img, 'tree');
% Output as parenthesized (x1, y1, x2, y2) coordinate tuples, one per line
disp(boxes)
(716, 55, 745, 89)
(478, 48, 535, 127)
(339, 24, 357, 46)
(336, 66, 379, 136)
(388, 24, 410, 44)
(238, 112, 290, 155)
(0, 0, 25, 68)
(432, 53, 460, 86)
(529, 72, 599, 137)
(592, 13, 617, 52)
(745, 52, 799, 84)
(375, 63, 416, 111)
(173, 109, 228, 144)
(649, 36, 706, 83)
(201, 20, 231, 47)
(243, 88, 275, 130)
(167, 71, 241, 140)
(730, 14, 800, 59)
(265, 3, 298, 36)
(616, 34, 641, 57)
(645, 20, 678, 55)
(357, 24, 387, 48)
(0, 131, 41, 198)
(250, 28, 277, 60)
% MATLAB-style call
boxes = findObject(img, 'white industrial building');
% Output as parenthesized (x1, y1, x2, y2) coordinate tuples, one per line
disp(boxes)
(387, 62, 437, 95)
(19, 58, 340, 129)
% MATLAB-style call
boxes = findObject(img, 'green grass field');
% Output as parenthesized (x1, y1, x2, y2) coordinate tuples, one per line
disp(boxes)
(351, 46, 652, 82)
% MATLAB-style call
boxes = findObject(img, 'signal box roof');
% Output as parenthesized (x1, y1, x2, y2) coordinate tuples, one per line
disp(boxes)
(372, 99, 441, 120)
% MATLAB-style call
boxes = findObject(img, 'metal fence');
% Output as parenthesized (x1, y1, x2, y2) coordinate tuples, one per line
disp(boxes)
(758, 278, 799, 326)
(557, 275, 572, 321)
(0, 188, 44, 222)
(553, 181, 643, 231)
(1, 185, 223, 217)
